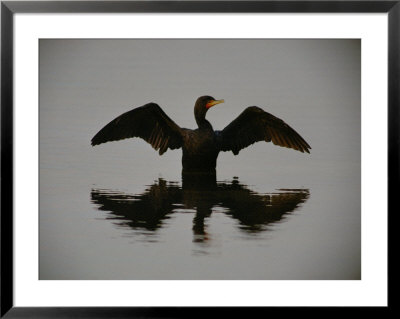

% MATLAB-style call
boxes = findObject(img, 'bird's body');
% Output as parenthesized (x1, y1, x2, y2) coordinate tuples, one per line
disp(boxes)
(181, 125, 219, 173)
(91, 96, 311, 173)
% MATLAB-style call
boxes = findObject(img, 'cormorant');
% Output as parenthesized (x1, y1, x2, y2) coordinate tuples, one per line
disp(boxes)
(91, 96, 311, 173)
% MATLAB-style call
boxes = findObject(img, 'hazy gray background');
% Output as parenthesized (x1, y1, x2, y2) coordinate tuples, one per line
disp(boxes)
(39, 39, 360, 279)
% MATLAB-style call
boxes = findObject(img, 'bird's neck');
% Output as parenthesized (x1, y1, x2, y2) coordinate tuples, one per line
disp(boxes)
(196, 117, 213, 130)
(194, 105, 213, 130)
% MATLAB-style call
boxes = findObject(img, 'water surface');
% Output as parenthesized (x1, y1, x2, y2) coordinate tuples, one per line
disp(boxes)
(39, 39, 360, 280)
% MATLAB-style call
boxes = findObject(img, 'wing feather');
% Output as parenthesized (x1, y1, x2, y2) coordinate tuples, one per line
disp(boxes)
(217, 106, 311, 155)
(91, 103, 183, 155)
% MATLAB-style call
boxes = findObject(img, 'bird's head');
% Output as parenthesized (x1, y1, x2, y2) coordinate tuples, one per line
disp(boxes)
(196, 95, 225, 110)
(194, 96, 224, 125)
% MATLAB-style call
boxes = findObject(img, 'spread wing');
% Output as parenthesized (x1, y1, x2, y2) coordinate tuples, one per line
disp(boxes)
(91, 103, 183, 155)
(216, 106, 311, 155)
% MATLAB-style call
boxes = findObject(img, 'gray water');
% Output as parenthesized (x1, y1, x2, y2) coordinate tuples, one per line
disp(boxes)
(39, 39, 360, 280)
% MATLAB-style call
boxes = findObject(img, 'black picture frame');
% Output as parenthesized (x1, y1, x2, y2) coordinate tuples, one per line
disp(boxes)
(1, 1, 396, 317)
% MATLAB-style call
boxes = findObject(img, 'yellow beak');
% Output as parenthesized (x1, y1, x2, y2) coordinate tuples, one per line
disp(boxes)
(206, 99, 225, 109)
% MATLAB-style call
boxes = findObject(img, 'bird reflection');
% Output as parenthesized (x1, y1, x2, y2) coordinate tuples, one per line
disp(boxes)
(91, 174, 309, 243)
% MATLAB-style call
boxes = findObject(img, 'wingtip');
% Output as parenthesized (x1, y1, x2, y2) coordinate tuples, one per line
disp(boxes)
(91, 138, 98, 147)
(91, 134, 103, 146)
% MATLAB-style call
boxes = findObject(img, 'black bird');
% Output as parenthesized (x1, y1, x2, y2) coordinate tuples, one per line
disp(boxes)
(91, 96, 311, 173)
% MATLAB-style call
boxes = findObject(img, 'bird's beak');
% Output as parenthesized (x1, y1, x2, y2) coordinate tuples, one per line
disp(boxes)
(206, 99, 224, 109)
